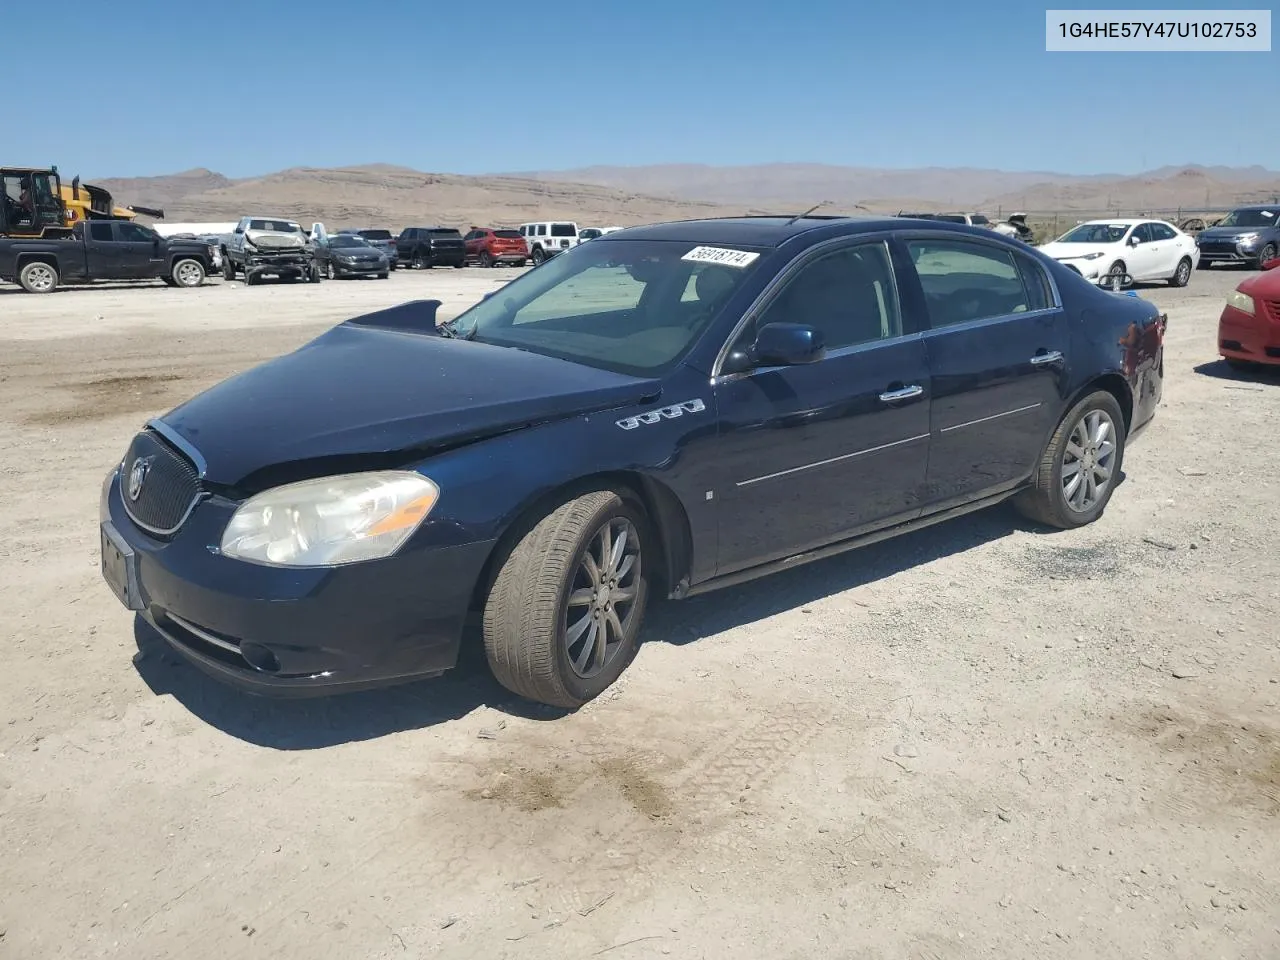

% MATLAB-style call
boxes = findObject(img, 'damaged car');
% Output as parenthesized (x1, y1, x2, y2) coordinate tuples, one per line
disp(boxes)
(100, 216, 1164, 708)
(222, 216, 321, 285)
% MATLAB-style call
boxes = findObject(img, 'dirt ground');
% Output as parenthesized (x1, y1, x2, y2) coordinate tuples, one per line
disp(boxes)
(1, 266, 1278, 960)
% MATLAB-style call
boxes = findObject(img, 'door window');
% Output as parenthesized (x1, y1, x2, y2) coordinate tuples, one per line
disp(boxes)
(117, 222, 156, 242)
(89, 222, 114, 242)
(3, 173, 35, 228)
(1131, 223, 1154, 244)
(907, 239, 1032, 328)
(1149, 222, 1177, 241)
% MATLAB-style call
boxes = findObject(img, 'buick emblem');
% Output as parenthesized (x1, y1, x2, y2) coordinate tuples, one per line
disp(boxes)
(126, 456, 153, 502)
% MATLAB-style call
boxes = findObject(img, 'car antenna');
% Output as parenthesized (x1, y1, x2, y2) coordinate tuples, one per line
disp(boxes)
(785, 201, 830, 225)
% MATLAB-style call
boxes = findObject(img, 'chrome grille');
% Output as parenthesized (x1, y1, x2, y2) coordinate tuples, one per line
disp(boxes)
(121, 430, 201, 537)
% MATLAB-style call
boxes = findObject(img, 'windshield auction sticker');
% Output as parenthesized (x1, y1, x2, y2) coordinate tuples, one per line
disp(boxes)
(682, 246, 761, 268)
(1046, 9, 1271, 51)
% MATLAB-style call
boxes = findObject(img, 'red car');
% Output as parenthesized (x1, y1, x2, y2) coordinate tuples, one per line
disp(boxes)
(1218, 256, 1280, 370)
(463, 227, 529, 268)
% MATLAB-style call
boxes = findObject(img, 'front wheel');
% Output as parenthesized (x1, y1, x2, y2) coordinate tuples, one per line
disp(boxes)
(1106, 260, 1126, 284)
(1013, 390, 1126, 530)
(483, 489, 651, 708)
(377, 272, 388, 279)
(479, 251, 493, 268)
(1257, 243, 1277, 269)
(172, 258, 206, 288)
(326, 262, 336, 280)
(1169, 257, 1192, 287)
(222, 258, 235, 281)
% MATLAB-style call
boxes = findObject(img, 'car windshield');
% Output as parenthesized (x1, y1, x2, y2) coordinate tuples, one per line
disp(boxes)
(428, 228, 460, 236)
(1217, 208, 1276, 228)
(551, 223, 577, 237)
(1058, 223, 1129, 243)
(493, 229, 522, 238)
(248, 219, 302, 232)
(579, 229, 602, 240)
(443, 239, 765, 376)
(358, 230, 392, 240)
(331, 236, 370, 248)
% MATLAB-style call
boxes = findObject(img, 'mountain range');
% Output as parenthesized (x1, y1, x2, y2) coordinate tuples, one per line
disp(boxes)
(89, 162, 1280, 230)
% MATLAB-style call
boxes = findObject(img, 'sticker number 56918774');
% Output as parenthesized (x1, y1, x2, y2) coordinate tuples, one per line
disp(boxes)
(681, 246, 761, 268)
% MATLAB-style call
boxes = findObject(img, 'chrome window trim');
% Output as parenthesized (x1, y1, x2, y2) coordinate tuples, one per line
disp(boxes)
(710, 234, 900, 381)
(736, 432, 931, 488)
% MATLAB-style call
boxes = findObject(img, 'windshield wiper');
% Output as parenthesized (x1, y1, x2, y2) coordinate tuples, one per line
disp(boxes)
(437, 320, 477, 341)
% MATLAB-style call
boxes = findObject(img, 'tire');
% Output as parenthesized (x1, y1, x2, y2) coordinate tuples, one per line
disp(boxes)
(1014, 390, 1126, 530)
(1257, 243, 1277, 269)
(171, 258, 205, 288)
(19, 261, 58, 294)
(310, 263, 322, 283)
(244, 269, 257, 287)
(1106, 260, 1126, 283)
(412, 254, 425, 270)
(479, 251, 493, 268)
(377, 272, 388, 279)
(326, 262, 337, 280)
(453, 261, 465, 269)
(483, 489, 651, 708)
(531, 246, 545, 265)
(1169, 257, 1192, 287)
(222, 258, 235, 281)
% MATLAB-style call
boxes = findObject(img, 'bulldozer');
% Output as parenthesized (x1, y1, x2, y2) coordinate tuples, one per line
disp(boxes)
(1, 165, 164, 238)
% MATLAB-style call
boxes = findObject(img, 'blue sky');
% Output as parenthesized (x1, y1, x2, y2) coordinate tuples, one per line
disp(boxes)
(7, 0, 1273, 178)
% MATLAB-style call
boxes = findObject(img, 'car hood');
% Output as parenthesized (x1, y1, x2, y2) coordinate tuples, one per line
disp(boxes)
(245, 230, 306, 249)
(1198, 226, 1265, 241)
(1237, 267, 1280, 298)
(1039, 241, 1113, 260)
(159, 300, 662, 489)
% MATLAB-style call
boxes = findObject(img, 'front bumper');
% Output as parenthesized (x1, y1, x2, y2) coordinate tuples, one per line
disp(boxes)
(332, 259, 388, 275)
(1218, 303, 1280, 365)
(100, 467, 495, 696)
(1054, 256, 1106, 280)
(1197, 239, 1264, 264)
(244, 251, 312, 274)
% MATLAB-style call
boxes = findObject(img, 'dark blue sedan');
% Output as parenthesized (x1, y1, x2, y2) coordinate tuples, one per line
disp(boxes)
(100, 215, 1167, 708)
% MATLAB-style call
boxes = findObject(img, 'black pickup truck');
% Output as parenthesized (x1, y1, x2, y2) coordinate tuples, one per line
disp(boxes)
(0, 220, 218, 294)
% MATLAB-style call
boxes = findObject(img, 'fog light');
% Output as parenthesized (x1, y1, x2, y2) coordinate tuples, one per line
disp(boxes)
(240, 641, 281, 673)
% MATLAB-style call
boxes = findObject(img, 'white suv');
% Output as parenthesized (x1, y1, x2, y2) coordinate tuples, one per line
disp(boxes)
(519, 221, 580, 264)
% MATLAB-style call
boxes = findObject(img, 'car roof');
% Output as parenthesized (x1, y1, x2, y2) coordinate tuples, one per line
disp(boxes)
(600, 215, 916, 247)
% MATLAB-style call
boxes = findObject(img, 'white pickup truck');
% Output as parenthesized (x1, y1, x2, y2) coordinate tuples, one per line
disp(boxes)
(221, 216, 320, 285)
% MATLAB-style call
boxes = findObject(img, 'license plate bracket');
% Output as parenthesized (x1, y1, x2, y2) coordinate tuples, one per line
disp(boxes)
(101, 522, 144, 611)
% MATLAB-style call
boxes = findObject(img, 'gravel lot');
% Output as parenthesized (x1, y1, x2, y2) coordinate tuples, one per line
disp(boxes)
(1, 266, 1278, 960)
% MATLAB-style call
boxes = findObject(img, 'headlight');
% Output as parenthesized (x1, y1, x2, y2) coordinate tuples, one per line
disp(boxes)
(1237, 233, 1260, 246)
(1081, 252, 1105, 260)
(1226, 290, 1255, 316)
(219, 471, 440, 567)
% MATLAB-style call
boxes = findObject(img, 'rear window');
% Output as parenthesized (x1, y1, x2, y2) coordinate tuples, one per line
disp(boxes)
(550, 223, 577, 237)
(428, 228, 461, 237)
(493, 230, 522, 239)
(358, 229, 392, 240)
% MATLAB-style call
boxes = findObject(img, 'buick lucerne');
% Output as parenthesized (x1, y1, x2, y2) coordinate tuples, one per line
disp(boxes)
(100, 216, 1166, 708)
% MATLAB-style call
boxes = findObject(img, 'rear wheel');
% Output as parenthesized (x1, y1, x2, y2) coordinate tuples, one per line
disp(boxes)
(1169, 257, 1192, 287)
(1013, 390, 1126, 530)
(172, 258, 206, 288)
(483, 489, 651, 708)
(19, 261, 58, 293)
(532, 246, 546, 265)
(479, 251, 493, 268)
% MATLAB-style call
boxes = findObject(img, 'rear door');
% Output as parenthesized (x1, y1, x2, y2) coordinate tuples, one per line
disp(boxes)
(712, 236, 933, 575)
(901, 232, 1069, 511)
(84, 221, 125, 277)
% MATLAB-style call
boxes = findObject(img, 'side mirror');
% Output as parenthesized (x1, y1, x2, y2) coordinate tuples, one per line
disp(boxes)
(723, 322, 826, 374)
(1128, 234, 1141, 246)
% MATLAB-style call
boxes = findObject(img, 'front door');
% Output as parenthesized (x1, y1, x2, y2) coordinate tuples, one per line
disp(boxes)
(84, 221, 126, 276)
(713, 238, 932, 576)
(114, 221, 164, 278)
(901, 234, 1070, 511)
(1124, 223, 1164, 281)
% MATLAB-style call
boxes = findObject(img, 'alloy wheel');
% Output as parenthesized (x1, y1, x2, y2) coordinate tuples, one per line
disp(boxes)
(563, 517, 642, 679)
(1062, 409, 1117, 513)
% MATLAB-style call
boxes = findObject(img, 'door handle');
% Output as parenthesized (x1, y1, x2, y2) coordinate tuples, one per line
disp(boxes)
(878, 384, 923, 402)
(1030, 350, 1064, 366)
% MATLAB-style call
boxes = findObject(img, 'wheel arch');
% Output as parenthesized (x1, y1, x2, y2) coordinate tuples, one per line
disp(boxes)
(1066, 372, 1133, 433)
(466, 469, 694, 614)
